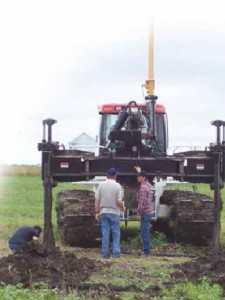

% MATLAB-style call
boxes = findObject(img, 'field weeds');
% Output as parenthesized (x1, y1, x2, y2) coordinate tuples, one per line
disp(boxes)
(0, 165, 41, 176)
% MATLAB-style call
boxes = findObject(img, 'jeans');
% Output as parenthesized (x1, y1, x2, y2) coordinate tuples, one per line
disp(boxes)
(100, 213, 121, 259)
(8, 241, 21, 251)
(140, 213, 152, 255)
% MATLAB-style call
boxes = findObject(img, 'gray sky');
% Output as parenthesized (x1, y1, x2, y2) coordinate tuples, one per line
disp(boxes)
(1, 0, 225, 164)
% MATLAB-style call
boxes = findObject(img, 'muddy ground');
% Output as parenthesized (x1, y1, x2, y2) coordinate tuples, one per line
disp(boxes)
(0, 242, 225, 299)
(172, 249, 225, 292)
(0, 243, 97, 290)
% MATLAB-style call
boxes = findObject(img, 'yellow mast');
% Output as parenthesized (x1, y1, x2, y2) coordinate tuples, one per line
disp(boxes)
(144, 23, 157, 136)
(145, 24, 155, 96)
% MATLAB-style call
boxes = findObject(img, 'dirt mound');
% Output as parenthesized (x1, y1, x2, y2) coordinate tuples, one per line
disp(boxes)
(0, 242, 96, 289)
(2, 240, 225, 297)
(172, 250, 225, 292)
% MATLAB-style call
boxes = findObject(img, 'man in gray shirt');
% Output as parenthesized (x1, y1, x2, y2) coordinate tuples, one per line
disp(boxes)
(95, 168, 124, 260)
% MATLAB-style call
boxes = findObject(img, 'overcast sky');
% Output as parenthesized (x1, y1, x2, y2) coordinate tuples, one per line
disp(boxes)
(1, 0, 225, 165)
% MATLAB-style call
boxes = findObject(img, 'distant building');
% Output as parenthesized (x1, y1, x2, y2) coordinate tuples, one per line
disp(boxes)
(69, 132, 97, 153)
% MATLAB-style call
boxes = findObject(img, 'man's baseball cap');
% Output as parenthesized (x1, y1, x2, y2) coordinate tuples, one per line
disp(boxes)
(137, 171, 147, 177)
(107, 167, 118, 176)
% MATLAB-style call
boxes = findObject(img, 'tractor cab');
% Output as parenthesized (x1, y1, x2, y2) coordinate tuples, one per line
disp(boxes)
(98, 101, 168, 157)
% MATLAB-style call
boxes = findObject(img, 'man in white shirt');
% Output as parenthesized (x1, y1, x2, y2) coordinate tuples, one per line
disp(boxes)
(95, 168, 124, 260)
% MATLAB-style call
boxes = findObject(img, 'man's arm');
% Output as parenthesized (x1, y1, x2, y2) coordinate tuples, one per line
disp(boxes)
(116, 184, 125, 211)
(117, 199, 125, 212)
(95, 198, 100, 221)
(32, 227, 40, 241)
(95, 198, 100, 213)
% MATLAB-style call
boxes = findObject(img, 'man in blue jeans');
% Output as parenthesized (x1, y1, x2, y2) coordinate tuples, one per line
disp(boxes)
(95, 168, 124, 260)
(135, 167, 152, 256)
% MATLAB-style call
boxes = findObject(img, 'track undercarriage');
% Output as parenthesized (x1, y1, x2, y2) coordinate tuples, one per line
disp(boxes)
(56, 190, 100, 247)
(159, 190, 214, 245)
(56, 188, 215, 247)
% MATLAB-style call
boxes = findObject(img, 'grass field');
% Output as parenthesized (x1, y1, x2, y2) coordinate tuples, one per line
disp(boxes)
(0, 174, 92, 240)
(1, 165, 225, 243)
(1, 166, 225, 299)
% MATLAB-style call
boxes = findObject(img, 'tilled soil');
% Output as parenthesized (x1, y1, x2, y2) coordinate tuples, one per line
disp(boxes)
(1, 242, 225, 298)
(172, 250, 225, 293)
(0, 242, 96, 290)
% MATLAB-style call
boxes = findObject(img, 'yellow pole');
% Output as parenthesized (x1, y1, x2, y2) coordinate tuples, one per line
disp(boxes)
(145, 23, 155, 96)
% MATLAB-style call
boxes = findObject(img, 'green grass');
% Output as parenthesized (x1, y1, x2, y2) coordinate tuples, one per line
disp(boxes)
(89, 255, 180, 294)
(1, 172, 225, 299)
(0, 283, 59, 300)
(0, 175, 92, 240)
(153, 278, 223, 300)
(0, 283, 99, 300)
(0, 176, 43, 238)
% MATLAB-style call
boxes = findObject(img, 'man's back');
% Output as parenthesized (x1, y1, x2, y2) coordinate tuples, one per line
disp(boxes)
(95, 179, 122, 215)
(9, 226, 39, 247)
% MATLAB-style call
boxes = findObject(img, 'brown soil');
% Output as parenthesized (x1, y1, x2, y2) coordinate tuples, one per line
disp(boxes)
(1, 241, 225, 298)
(0, 242, 96, 290)
(172, 250, 225, 293)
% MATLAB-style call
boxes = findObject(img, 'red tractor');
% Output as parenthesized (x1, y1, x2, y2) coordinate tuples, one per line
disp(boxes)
(38, 30, 225, 249)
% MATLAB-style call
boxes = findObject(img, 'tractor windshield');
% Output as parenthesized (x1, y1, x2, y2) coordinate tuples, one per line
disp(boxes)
(99, 112, 168, 155)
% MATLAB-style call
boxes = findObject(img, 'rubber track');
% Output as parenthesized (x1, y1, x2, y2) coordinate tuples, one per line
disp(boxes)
(162, 190, 214, 245)
(56, 190, 101, 247)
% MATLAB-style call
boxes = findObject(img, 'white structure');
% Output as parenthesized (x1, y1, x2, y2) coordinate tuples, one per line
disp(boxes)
(69, 132, 97, 153)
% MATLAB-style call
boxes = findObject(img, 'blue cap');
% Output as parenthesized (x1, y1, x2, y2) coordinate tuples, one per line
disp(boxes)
(137, 171, 147, 177)
(107, 167, 118, 176)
